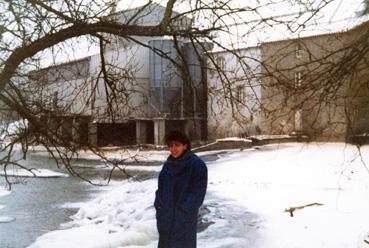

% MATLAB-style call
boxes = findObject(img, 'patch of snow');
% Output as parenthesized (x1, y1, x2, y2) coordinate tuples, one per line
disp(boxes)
(216, 137, 252, 142)
(94, 164, 162, 173)
(124, 165, 162, 172)
(353, 133, 369, 137)
(0, 188, 10, 211)
(249, 134, 296, 140)
(28, 180, 158, 248)
(0, 216, 16, 223)
(0, 188, 10, 198)
(196, 149, 238, 157)
(0, 119, 28, 141)
(58, 202, 85, 209)
(0, 188, 14, 224)
(0, 168, 68, 178)
(71, 149, 169, 163)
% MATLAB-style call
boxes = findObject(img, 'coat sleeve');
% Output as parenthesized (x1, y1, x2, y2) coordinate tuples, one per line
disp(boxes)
(179, 159, 208, 214)
(154, 167, 164, 209)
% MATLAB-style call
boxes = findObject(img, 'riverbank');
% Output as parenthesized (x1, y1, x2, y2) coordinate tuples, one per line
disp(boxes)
(26, 142, 369, 248)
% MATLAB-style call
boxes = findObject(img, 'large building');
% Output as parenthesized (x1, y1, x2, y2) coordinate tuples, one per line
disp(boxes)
(28, 3, 369, 146)
(29, 3, 211, 146)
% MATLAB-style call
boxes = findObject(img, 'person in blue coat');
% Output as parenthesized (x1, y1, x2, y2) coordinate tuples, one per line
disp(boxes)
(154, 130, 208, 248)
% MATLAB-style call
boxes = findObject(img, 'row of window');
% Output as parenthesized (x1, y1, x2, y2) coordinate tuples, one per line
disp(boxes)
(295, 43, 304, 58)
(228, 70, 302, 105)
(235, 86, 245, 103)
(215, 43, 304, 71)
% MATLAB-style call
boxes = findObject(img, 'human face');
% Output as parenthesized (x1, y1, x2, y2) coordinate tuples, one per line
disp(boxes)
(168, 141, 188, 158)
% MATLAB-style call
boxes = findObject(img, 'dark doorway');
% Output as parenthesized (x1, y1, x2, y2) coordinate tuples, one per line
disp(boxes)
(146, 121, 155, 144)
(97, 122, 136, 146)
(77, 116, 90, 146)
(165, 120, 185, 135)
(61, 117, 73, 142)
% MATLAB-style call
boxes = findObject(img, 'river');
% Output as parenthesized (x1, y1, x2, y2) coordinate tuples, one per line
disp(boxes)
(0, 150, 257, 248)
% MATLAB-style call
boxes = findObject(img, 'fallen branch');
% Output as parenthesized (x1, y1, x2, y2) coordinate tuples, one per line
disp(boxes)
(364, 238, 369, 245)
(284, 202, 324, 217)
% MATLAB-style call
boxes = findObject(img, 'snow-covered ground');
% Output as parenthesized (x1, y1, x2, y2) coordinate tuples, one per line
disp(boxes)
(0, 188, 10, 198)
(0, 187, 11, 222)
(0, 187, 10, 212)
(0, 168, 68, 178)
(29, 145, 170, 163)
(22, 143, 369, 247)
(210, 143, 369, 248)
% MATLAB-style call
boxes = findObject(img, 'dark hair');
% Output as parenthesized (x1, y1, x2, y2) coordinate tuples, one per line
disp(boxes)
(165, 130, 191, 149)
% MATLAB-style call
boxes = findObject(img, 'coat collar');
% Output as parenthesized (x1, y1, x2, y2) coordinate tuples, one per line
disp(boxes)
(167, 149, 192, 162)
(165, 149, 194, 175)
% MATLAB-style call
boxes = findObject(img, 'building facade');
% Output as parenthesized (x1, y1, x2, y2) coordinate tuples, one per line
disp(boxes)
(29, 3, 211, 146)
(207, 47, 262, 140)
(207, 20, 369, 142)
(259, 21, 369, 141)
(28, 4, 369, 145)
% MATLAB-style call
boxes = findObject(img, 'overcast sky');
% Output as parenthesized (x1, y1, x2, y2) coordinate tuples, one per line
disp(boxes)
(40, 0, 366, 67)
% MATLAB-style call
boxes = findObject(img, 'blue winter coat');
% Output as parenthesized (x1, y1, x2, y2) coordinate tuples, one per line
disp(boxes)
(154, 149, 208, 248)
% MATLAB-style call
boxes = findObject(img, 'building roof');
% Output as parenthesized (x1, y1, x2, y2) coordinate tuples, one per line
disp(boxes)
(112, 1, 192, 26)
(35, 56, 90, 73)
(260, 16, 369, 45)
(211, 16, 369, 53)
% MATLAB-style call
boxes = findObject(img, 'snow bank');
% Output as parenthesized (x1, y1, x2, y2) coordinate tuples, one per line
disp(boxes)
(210, 143, 369, 248)
(28, 180, 158, 248)
(0, 188, 12, 223)
(249, 134, 296, 140)
(0, 188, 10, 212)
(0, 188, 10, 198)
(216, 137, 252, 142)
(77, 149, 169, 163)
(0, 216, 16, 223)
(0, 168, 68, 178)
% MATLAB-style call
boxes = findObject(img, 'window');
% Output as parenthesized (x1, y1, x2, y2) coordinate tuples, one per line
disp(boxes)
(295, 43, 303, 58)
(295, 109, 302, 132)
(53, 91, 58, 109)
(236, 86, 245, 103)
(294, 71, 303, 87)
(216, 56, 225, 71)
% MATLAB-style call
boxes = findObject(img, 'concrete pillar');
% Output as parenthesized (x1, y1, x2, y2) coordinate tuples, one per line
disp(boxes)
(136, 121, 147, 145)
(72, 117, 79, 144)
(185, 119, 201, 141)
(154, 119, 166, 145)
(88, 122, 98, 146)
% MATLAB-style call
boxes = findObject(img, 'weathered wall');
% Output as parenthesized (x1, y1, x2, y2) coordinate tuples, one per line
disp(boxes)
(260, 22, 369, 141)
(207, 47, 262, 140)
(89, 45, 150, 122)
